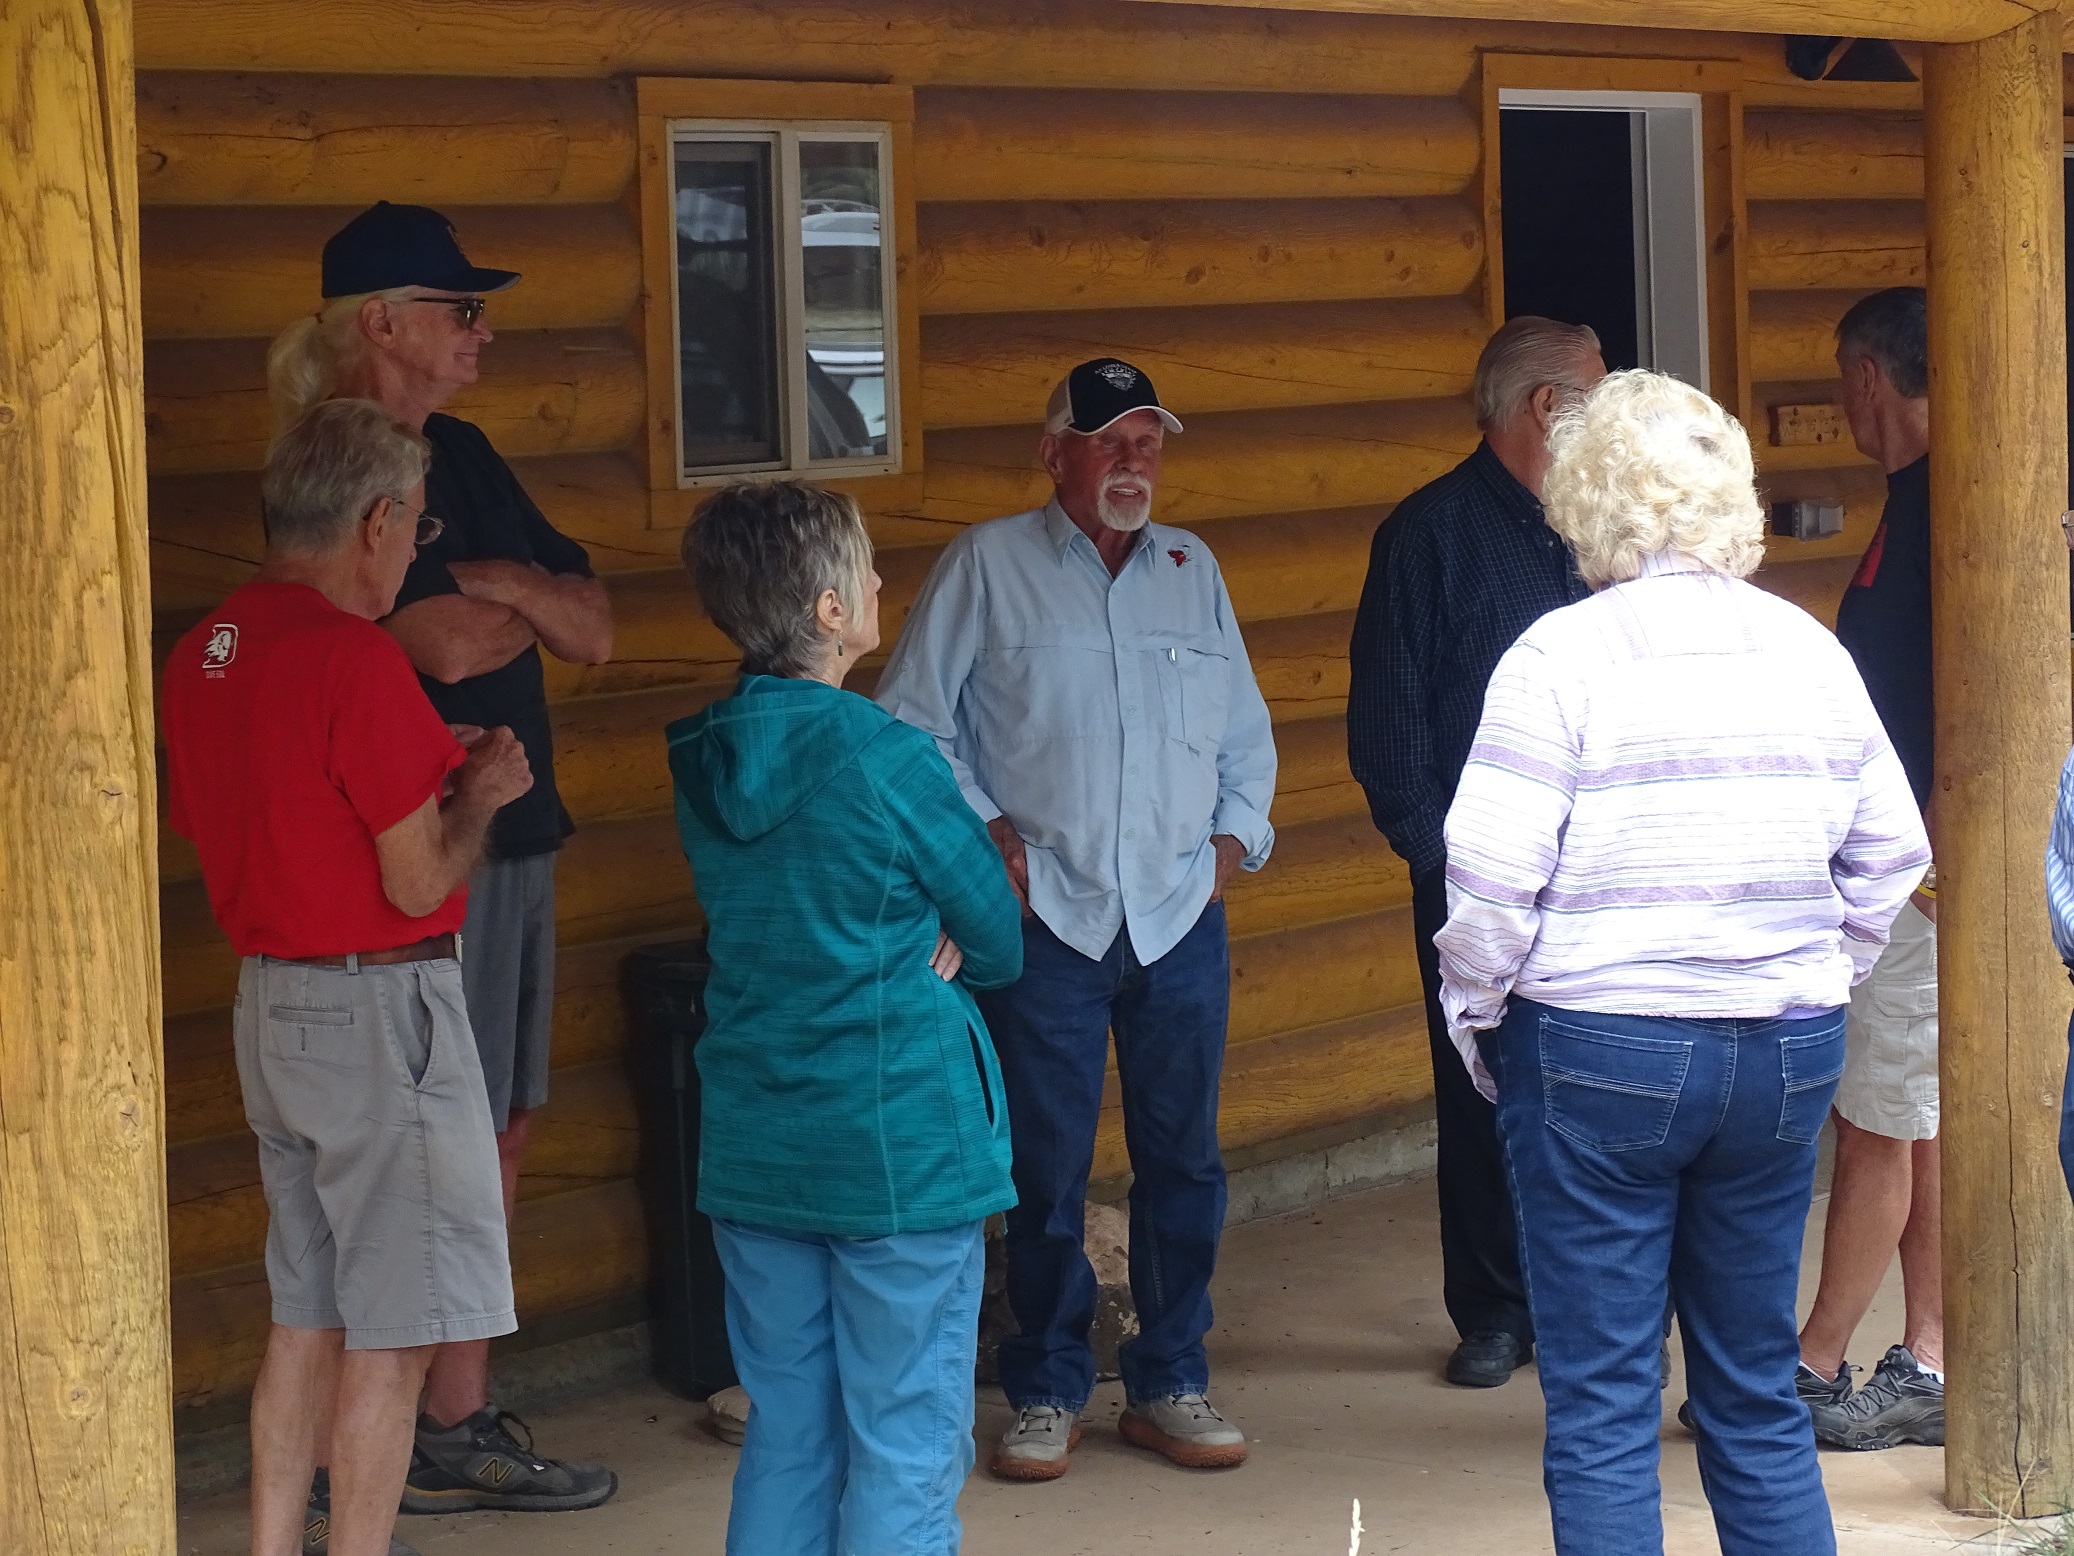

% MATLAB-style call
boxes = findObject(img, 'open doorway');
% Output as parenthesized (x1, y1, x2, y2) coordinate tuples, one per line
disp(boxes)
(1497, 90, 1710, 387)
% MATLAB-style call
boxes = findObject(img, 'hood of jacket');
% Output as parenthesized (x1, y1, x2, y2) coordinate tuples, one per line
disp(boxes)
(665, 674, 892, 842)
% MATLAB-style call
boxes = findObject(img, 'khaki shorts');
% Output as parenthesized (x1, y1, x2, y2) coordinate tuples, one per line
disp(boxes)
(233, 955, 517, 1349)
(1835, 900, 1939, 1141)
(460, 852, 557, 1131)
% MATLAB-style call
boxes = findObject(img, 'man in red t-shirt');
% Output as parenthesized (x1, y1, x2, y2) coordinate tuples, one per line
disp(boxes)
(163, 399, 533, 1556)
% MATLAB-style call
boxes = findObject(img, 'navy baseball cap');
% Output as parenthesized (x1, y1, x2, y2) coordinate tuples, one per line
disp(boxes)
(1044, 358, 1183, 436)
(320, 202, 521, 299)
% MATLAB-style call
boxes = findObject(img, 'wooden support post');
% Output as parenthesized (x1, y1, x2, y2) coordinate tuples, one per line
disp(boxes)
(0, 2, 175, 1552)
(1924, 10, 2074, 1518)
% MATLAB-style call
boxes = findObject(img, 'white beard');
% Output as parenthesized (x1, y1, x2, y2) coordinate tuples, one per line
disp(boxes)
(1096, 482, 1152, 532)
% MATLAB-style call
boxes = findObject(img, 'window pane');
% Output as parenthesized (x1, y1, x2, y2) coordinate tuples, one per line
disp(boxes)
(675, 139, 781, 470)
(798, 139, 889, 462)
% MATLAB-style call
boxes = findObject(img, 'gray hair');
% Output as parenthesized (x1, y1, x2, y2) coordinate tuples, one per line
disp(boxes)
(261, 399, 431, 556)
(265, 287, 417, 432)
(681, 481, 873, 679)
(1836, 286, 1927, 399)
(1473, 315, 1603, 431)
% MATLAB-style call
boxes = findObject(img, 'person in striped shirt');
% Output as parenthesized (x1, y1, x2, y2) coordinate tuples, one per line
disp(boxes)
(1435, 371, 1928, 1556)
(2046, 750, 2074, 1205)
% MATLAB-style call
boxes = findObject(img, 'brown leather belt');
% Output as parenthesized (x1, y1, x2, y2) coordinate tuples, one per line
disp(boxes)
(288, 933, 459, 969)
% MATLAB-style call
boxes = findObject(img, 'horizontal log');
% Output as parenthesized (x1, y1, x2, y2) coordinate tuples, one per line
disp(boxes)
(1230, 905, 1420, 1046)
(1744, 109, 1922, 203)
(1196, 505, 1380, 622)
(1212, 1000, 1430, 1157)
(145, 329, 644, 474)
(915, 196, 1482, 316)
(171, 1178, 645, 1410)
(148, 451, 666, 615)
(921, 296, 1485, 428)
(137, 72, 635, 206)
(920, 396, 1476, 527)
(168, 1061, 637, 1276)
(1249, 610, 1356, 721)
(1751, 554, 1858, 629)
(1746, 200, 1924, 293)
(142, 204, 640, 339)
(1749, 289, 1867, 383)
(1126, 0, 2027, 46)
(1271, 713, 1368, 827)
(914, 87, 1477, 203)
(159, 813, 704, 1016)
(1223, 813, 1407, 938)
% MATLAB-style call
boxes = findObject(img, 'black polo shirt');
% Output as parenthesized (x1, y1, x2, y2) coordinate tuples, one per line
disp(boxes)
(391, 413, 593, 859)
(1835, 455, 1932, 808)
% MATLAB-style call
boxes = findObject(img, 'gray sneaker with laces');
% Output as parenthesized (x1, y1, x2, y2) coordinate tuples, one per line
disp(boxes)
(989, 1405, 1082, 1482)
(301, 1469, 418, 1555)
(1809, 1345, 1944, 1449)
(1118, 1393, 1250, 1468)
(401, 1408, 618, 1513)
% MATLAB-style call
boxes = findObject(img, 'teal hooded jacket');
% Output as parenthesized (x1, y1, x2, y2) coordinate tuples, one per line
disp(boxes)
(666, 674, 1023, 1236)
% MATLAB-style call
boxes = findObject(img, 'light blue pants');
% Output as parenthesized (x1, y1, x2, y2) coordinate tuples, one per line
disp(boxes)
(711, 1217, 985, 1556)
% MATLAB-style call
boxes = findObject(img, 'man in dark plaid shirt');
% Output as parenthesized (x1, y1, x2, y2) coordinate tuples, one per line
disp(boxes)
(1348, 316, 1604, 1389)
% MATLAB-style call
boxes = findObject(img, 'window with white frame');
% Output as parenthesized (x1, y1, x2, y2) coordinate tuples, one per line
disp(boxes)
(668, 122, 899, 483)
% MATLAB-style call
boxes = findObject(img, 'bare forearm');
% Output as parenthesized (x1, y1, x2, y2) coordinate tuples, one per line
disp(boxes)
(507, 574, 613, 666)
(385, 597, 537, 685)
(430, 789, 502, 900)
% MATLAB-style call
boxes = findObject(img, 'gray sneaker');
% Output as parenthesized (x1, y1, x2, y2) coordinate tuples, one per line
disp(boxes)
(401, 1409, 617, 1513)
(301, 1470, 418, 1556)
(1675, 1361, 1849, 1435)
(989, 1405, 1082, 1482)
(1810, 1346, 1944, 1449)
(1118, 1393, 1250, 1469)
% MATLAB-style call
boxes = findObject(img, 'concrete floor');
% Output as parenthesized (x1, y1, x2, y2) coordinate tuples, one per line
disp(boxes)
(178, 1175, 2010, 1555)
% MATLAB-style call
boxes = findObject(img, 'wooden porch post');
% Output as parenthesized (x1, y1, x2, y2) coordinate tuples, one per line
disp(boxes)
(0, 2, 176, 1552)
(1924, 10, 2074, 1519)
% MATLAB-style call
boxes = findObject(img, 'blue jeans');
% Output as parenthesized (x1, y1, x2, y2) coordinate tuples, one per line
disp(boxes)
(1485, 998, 1844, 1556)
(979, 901, 1230, 1410)
(710, 1218, 984, 1556)
(2061, 1012, 2074, 1206)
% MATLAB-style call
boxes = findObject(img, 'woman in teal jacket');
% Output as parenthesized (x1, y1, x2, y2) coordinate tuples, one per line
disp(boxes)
(668, 480, 1022, 1556)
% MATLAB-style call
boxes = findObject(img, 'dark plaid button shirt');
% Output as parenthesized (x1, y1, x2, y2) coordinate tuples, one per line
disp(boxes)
(1347, 441, 1589, 881)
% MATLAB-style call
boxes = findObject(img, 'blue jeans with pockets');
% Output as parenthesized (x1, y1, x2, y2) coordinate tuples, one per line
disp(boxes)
(711, 1217, 985, 1556)
(1485, 997, 1845, 1556)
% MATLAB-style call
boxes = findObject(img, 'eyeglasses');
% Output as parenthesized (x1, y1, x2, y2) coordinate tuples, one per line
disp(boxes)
(385, 498, 445, 548)
(397, 295, 488, 328)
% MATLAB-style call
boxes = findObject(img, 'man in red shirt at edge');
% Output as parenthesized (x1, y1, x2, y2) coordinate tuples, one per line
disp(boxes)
(163, 399, 533, 1556)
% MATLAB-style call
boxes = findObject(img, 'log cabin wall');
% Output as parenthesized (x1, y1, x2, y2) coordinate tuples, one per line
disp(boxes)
(131, 0, 1964, 1429)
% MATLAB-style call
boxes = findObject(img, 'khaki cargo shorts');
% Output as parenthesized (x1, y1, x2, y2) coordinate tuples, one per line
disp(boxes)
(1835, 900, 1939, 1141)
(233, 955, 517, 1349)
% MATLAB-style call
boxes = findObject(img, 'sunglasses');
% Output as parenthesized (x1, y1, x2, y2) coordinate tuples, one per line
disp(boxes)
(399, 295, 488, 328)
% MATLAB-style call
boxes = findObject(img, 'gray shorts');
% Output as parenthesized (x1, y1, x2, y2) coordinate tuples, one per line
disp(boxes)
(462, 852, 557, 1131)
(1836, 899, 1940, 1141)
(234, 955, 517, 1349)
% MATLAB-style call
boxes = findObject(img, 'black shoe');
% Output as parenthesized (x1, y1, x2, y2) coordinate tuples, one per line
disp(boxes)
(402, 1408, 619, 1514)
(1679, 1362, 1849, 1438)
(1446, 1330, 1532, 1388)
(1809, 1346, 1943, 1450)
(303, 1469, 419, 1555)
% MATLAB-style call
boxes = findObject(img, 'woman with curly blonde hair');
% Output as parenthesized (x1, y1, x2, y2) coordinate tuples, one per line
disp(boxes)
(1433, 371, 1930, 1556)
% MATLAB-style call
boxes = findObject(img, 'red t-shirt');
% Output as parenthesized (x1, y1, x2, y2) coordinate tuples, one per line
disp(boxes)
(162, 580, 468, 958)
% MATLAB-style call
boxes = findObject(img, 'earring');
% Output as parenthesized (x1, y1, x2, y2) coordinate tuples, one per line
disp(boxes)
(837, 633, 846, 658)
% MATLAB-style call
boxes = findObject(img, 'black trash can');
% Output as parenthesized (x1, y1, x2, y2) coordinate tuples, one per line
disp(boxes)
(623, 939, 737, 1400)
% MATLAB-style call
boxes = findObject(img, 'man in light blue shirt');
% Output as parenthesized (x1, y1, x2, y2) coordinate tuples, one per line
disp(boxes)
(878, 358, 1275, 1481)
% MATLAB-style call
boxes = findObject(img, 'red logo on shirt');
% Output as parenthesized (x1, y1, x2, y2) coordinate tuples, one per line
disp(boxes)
(1168, 548, 1188, 568)
(201, 623, 238, 676)
(1851, 522, 1888, 589)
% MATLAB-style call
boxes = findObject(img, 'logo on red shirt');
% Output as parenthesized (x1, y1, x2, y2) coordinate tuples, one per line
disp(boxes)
(201, 623, 239, 676)
(1168, 548, 1188, 568)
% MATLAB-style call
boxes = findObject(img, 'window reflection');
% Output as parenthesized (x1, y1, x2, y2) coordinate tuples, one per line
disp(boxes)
(675, 140, 781, 468)
(799, 141, 889, 461)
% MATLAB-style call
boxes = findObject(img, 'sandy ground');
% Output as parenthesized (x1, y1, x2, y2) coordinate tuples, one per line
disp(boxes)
(178, 1172, 2018, 1555)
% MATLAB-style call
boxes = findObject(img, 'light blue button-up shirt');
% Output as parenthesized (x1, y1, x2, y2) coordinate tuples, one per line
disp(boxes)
(877, 499, 1277, 964)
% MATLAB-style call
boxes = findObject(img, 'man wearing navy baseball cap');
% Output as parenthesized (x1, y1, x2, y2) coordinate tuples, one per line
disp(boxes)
(879, 360, 1277, 1481)
(264, 203, 619, 1544)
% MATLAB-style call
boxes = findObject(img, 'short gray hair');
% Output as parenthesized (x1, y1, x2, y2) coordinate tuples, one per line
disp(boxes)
(1474, 315, 1603, 431)
(261, 398, 431, 556)
(1836, 286, 1927, 399)
(681, 481, 873, 679)
(1542, 369, 1765, 589)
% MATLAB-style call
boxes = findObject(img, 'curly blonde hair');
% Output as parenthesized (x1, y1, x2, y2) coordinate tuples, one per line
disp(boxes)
(1542, 370, 1765, 589)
